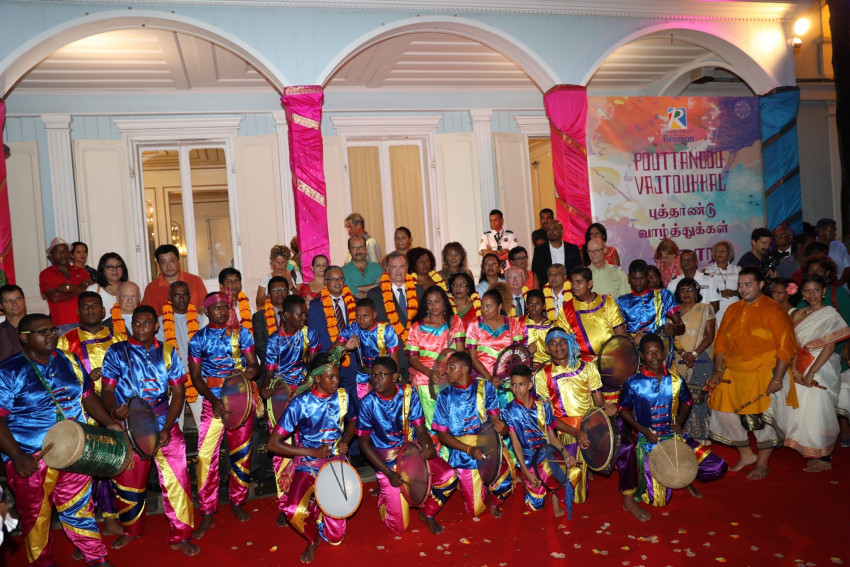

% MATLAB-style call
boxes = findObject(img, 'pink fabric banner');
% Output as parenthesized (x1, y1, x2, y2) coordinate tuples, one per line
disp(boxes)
(281, 86, 329, 281)
(0, 100, 15, 283)
(543, 85, 591, 246)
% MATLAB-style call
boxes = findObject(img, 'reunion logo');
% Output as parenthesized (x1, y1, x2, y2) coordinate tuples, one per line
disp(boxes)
(667, 107, 687, 130)
(663, 107, 694, 143)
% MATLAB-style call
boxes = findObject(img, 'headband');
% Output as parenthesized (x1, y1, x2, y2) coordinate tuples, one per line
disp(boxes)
(545, 328, 572, 345)
(203, 292, 232, 309)
(545, 328, 580, 368)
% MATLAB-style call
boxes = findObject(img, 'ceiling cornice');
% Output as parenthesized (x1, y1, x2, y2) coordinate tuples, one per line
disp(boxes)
(34, 0, 810, 22)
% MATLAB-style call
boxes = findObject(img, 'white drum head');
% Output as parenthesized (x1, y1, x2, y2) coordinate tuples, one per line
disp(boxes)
(314, 460, 363, 519)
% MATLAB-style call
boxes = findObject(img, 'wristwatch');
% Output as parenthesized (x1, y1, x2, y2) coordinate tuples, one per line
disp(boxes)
(65, 283, 71, 291)
(691, 351, 698, 357)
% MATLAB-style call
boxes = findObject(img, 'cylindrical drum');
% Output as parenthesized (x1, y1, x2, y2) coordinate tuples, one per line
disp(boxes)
(42, 420, 133, 477)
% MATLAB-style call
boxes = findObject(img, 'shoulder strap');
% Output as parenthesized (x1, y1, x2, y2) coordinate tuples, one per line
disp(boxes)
(476, 379, 487, 423)
(402, 383, 413, 441)
(337, 388, 348, 425)
(535, 400, 547, 435)
(377, 322, 387, 355)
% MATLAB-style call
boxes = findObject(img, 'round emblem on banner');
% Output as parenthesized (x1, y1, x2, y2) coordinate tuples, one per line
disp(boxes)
(734, 99, 751, 121)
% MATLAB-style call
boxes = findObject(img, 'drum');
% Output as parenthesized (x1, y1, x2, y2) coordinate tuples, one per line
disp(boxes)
(314, 459, 363, 519)
(492, 344, 533, 389)
(475, 421, 504, 485)
(578, 406, 621, 475)
(125, 396, 160, 459)
(531, 443, 570, 491)
(42, 420, 133, 477)
(396, 442, 432, 507)
(687, 382, 707, 405)
(597, 335, 639, 390)
(648, 437, 699, 489)
(220, 372, 252, 430)
(269, 382, 291, 425)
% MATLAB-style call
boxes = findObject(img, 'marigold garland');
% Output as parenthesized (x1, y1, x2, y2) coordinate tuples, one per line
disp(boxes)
(543, 282, 573, 321)
(380, 273, 419, 342)
(111, 303, 126, 335)
(162, 301, 200, 402)
(508, 286, 530, 317)
(450, 291, 482, 319)
(321, 286, 356, 367)
(412, 270, 447, 292)
(237, 291, 253, 332)
(264, 298, 277, 336)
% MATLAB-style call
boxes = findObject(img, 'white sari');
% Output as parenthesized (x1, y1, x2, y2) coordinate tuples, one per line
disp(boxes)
(783, 307, 850, 457)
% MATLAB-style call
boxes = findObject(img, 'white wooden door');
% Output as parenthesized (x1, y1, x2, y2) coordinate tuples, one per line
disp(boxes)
(494, 132, 535, 250)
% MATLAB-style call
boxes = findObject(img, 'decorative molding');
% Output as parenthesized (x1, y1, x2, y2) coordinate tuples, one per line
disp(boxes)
(114, 117, 242, 140)
(40, 0, 805, 21)
(469, 109, 496, 219)
(330, 116, 442, 138)
(40, 113, 78, 241)
(515, 115, 550, 137)
(272, 110, 298, 240)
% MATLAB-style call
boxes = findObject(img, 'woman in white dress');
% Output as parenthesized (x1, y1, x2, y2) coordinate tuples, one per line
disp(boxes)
(86, 252, 128, 315)
(703, 240, 739, 327)
(784, 274, 850, 472)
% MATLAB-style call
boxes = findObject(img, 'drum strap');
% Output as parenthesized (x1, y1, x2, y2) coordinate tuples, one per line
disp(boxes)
(476, 379, 487, 423)
(652, 290, 664, 332)
(669, 367, 682, 426)
(535, 401, 547, 436)
(229, 332, 246, 371)
(23, 353, 66, 421)
(402, 384, 413, 441)
(300, 327, 309, 357)
(377, 323, 387, 356)
(337, 388, 349, 426)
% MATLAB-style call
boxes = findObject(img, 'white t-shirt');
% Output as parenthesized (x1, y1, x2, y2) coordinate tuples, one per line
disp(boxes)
(86, 283, 118, 310)
(549, 242, 566, 266)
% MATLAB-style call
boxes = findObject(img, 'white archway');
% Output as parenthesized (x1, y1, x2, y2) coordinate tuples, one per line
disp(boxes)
(315, 16, 560, 91)
(581, 25, 784, 95)
(0, 10, 291, 96)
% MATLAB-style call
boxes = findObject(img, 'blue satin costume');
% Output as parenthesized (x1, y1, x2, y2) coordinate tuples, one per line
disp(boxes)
(356, 385, 426, 450)
(264, 327, 321, 386)
(187, 325, 255, 396)
(615, 288, 680, 335)
(618, 367, 727, 507)
(338, 322, 400, 386)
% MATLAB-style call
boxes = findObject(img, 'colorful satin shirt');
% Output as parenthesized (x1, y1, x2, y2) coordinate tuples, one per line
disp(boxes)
(356, 384, 425, 452)
(405, 316, 466, 387)
(619, 367, 692, 444)
(339, 322, 400, 383)
(431, 378, 500, 469)
(615, 288, 680, 335)
(264, 327, 321, 386)
(58, 326, 127, 395)
(502, 398, 555, 468)
(465, 316, 526, 373)
(534, 361, 602, 426)
(0, 351, 92, 461)
(275, 388, 349, 472)
(557, 293, 625, 361)
(101, 338, 186, 428)
(188, 325, 255, 397)
(523, 317, 553, 365)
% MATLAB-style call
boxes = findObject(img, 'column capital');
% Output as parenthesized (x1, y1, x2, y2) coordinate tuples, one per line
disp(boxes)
(40, 114, 71, 129)
(469, 108, 493, 122)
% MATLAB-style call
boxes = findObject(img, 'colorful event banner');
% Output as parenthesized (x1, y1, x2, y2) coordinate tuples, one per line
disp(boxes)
(0, 100, 14, 283)
(586, 96, 765, 266)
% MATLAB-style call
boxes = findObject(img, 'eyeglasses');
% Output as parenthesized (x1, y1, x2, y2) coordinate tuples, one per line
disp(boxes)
(372, 371, 394, 378)
(268, 288, 289, 295)
(512, 255, 528, 261)
(587, 248, 605, 254)
(21, 327, 58, 336)
(451, 282, 469, 288)
(325, 277, 344, 282)
(1, 297, 23, 305)
(119, 295, 141, 301)
(104, 265, 123, 271)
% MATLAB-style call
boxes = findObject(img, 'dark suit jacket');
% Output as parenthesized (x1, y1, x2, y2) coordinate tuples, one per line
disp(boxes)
(366, 284, 423, 380)
(307, 295, 360, 380)
(532, 240, 583, 287)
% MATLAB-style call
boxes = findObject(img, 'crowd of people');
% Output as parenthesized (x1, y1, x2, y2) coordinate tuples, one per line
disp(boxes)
(1, 208, 849, 565)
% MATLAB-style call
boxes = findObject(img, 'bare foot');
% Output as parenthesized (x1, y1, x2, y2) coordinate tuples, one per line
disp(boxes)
(804, 459, 832, 472)
(71, 548, 83, 561)
(746, 465, 770, 480)
(418, 510, 444, 535)
(170, 540, 201, 556)
(276, 512, 289, 528)
(623, 495, 651, 522)
(550, 494, 565, 518)
(231, 505, 250, 522)
(686, 485, 703, 498)
(102, 517, 123, 536)
(729, 453, 758, 472)
(300, 541, 319, 563)
(193, 514, 215, 540)
(111, 535, 141, 549)
(489, 503, 503, 519)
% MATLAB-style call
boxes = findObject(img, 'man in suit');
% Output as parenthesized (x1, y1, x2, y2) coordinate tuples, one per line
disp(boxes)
(366, 251, 424, 381)
(531, 220, 582, 288)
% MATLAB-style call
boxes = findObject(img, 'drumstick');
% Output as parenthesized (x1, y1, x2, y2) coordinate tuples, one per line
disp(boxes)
(329, 458, 349, 500)
(734, 391, 770, 413)
(38, 442, 55, 462)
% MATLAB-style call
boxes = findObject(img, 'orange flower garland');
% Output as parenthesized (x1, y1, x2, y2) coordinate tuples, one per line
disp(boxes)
(411, 270, 447, 292)
(543, 282, 573, 321)
(162, 301, 200, 401)
(380, 273, 419, 342)
(321, 286, 356, 367)
(508, 286, 530, 317)
(450, 290, 482, 318)
(264, 298, 277, 336)
(111, 303, 126, 335)
(237, 291, 253, 332)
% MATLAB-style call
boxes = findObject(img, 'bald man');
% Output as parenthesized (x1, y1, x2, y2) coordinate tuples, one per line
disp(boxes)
(531, 220, 582, 290)
(113, 281, 141, 334)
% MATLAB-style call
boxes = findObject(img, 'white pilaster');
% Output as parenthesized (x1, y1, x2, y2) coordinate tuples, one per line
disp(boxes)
(41, 114, 78, 241)
(470, 108, 496, 220)
(272, 110, 298, 240)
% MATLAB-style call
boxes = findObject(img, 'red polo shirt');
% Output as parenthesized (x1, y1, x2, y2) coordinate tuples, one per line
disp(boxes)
(142, 271, 208, 316)
(39, 264, 89, 325)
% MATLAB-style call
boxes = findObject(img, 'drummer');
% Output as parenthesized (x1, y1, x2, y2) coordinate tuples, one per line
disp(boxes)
(431, 351, 515, 518)
(0, 313, 119, 567)
(267, 348, 356, 564)
(524, 289, 553, 368)
(188, 290, 260, 538)
(618, 333, 727, 521)
(503, 364, 577, 517)
(534, 328, 612, 505)
(615, 260, 684, 344)
(57, 291, 127, 541)
(356, 356, 458, 535)
(260, 293, 320, 526)
(101, 306, 199, 556)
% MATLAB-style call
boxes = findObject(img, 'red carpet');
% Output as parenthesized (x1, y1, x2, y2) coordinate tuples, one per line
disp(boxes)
(2, 443, 848, 567)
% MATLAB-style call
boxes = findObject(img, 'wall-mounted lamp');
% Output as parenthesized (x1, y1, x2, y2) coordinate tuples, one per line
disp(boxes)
(791, 17, 809, 49)
(791, 37, 803, 49)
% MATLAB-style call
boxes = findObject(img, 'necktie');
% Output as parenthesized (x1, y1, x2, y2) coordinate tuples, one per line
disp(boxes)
(334, 298, 345, 333)
(495, 232, 502, 250)
(277, 310, 284, 330)
(515, 297, 523, 316)
(396, 287, 406, 311)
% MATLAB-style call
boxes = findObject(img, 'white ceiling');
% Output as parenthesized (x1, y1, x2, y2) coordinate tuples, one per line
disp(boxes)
(12, 28, 744, 95)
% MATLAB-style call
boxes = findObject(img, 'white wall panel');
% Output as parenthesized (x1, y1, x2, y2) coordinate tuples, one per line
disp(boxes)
(435, 132, 482, 273)
(494, 132, 534, 250)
